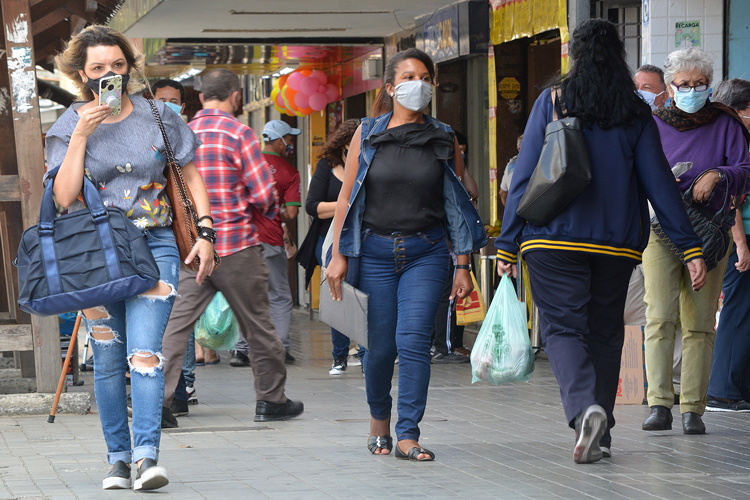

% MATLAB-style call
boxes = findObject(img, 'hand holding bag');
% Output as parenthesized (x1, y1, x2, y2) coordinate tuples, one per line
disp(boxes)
(455, 271, 487, 326)
(148, 100, 220, 272)
(651, 176, 734, 271)
(14, 171, 160, 316)
(516, 89, 592, 226)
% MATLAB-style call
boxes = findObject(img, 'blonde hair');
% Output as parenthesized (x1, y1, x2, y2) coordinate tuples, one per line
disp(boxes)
(55, 24, 147, 100)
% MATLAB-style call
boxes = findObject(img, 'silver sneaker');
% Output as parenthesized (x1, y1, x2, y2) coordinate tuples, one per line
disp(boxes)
(573, 405, 607, 464)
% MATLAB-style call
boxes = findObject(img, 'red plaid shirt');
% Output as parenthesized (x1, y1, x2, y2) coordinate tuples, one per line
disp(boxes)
(189, 109, 279, 257)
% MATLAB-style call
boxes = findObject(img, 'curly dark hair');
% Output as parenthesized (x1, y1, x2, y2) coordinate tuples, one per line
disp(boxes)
(318, 119, 361, 166)
(550, 18, 651, 129)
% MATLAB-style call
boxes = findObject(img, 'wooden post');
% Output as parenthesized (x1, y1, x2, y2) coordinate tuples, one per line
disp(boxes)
(1, 0, 61, 393)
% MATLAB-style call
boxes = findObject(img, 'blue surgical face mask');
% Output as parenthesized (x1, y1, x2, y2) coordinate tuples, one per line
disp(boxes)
(637, 89, 665, 112)
(393, 80, 433, 112)
(673, 87, 710, 114)
(163, 101, 182, 115)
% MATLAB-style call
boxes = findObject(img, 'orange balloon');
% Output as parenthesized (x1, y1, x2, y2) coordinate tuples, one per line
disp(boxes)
(277, 74, 289, 89)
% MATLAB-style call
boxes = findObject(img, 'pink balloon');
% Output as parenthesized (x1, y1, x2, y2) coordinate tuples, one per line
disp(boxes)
(294, 91, 310, 109)
(300, 76, 319, 96)
(275, 90, 286, 107)
(287, 71, 305, 91)
(324, 83, 340, 102)
(309, 92, 328, 111)
(318, 84, 327, 94)
(310, 70, 328, 85)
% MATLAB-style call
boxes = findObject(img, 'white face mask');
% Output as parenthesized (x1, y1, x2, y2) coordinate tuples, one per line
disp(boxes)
(392, 80, 433, 112)
(637, 89, 665, 111)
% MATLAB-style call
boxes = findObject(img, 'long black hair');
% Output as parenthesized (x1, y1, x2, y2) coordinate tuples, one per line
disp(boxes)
(551, 19, 650, 129)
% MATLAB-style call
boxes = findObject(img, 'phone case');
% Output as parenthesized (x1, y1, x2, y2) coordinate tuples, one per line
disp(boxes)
(99, 75, 122, 115)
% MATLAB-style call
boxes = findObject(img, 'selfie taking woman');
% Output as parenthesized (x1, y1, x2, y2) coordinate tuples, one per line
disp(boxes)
(45, 25, 214, 491)
(325, 48, 486, 462)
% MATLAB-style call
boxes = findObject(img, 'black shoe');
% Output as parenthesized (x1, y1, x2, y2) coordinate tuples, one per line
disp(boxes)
(285, 352, 296, 364)
(230, 350, 250, 367)
(161, 406, 179, 429)
(706, 396, 750, 412)
(642, 405, 672, 431)
(170, 398, 189, 417)
(431, 351, 470, 364)
(102, 460, 131, 490)
(682, 412, 706, 434)
(573, 405, 607, 464)
(134, 458, 169, 491)
(254, 399, 304, 422)
(329, 356, 347, 375)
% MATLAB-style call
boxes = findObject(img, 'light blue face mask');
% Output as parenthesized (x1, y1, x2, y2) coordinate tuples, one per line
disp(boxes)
(163, 101, 183, 115)
(637, 89, 665, 112)
(673, 88, 709, 114)
(393, 80, 433, 112)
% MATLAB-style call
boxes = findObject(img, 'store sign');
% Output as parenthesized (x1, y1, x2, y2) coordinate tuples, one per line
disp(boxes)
(420, 5, 459, 63)
(498, 77, 520, 99)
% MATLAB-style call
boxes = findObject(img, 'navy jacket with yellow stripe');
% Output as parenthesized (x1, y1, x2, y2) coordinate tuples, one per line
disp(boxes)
(495, 88, 703, 265)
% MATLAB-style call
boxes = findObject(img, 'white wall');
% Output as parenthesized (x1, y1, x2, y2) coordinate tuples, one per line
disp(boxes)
(642, 0, 724, 81)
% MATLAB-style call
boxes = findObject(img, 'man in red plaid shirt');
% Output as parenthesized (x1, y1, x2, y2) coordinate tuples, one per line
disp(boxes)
(161, 69, 303, 425)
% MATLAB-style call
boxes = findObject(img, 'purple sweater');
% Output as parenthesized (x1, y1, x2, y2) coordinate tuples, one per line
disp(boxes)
(655, 113, 750, 215)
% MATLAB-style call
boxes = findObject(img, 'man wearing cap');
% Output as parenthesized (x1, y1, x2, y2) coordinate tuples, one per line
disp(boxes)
(160, 69, 303, 425)
(230, 120, 301, 367)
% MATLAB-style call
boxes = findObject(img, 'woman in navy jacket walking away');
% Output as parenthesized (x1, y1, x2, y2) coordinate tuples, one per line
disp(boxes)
(495, 19, 706, 464)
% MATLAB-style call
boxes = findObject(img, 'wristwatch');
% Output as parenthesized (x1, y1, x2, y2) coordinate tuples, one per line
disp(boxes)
(455, 264, 472, 271)
(716, 171, 726, 182)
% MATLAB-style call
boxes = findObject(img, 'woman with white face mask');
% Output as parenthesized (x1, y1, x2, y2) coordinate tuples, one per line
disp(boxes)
(642, 48, 750, 436)
(325, 48, 486, 462)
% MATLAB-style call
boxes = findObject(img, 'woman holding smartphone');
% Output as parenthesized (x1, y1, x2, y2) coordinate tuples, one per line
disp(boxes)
(45, 25, 214, 491)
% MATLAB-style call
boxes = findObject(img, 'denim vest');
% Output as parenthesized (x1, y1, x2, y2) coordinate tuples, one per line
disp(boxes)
(337, 112, 487, 258)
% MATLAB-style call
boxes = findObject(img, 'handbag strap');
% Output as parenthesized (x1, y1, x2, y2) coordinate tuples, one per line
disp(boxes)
(147, 99, 198, 224)
(550, 88, 559, 122)
(684, 173, 732, 219)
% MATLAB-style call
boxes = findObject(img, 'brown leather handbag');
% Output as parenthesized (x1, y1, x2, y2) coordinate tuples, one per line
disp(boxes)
(148, 100, 220, 271)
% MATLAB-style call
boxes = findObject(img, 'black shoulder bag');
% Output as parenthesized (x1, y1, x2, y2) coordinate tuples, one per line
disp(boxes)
(516, 89, 592, 226)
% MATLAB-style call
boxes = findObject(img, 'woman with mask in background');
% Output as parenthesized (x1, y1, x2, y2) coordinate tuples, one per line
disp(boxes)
(642, 48, 750, 435)
(325, 48, 486, 461)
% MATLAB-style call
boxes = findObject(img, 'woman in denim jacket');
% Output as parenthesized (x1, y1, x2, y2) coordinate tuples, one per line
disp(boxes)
(325, 48, 486, 462)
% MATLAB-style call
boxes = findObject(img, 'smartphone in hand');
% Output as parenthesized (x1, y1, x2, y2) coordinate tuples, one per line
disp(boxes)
(99, 74, 122, 115)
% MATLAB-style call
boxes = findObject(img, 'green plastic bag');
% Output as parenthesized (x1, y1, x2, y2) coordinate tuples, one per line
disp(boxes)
(471, 274, 534, 384)
(194, 292, 240, 351)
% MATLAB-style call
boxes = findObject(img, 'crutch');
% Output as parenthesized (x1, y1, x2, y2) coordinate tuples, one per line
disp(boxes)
(48, 313, 82, 423)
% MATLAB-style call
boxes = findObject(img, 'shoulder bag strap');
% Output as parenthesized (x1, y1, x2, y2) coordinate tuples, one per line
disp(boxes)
(550, 88, 559, 122)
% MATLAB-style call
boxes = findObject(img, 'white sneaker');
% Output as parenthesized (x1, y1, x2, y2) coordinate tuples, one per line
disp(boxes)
(134, 459, 168, 491)
(348, 355, 362, 366)
(186, 385, 198, 405)
(573, 405, 607, 464)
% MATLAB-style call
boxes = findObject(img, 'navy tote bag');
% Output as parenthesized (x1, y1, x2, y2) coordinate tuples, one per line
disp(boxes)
(14, 170, 160, 316)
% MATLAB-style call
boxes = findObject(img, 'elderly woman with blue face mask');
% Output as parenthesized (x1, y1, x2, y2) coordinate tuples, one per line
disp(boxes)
(642, 48, 750, 435)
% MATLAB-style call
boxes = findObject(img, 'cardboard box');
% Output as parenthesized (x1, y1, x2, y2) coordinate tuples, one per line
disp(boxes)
(616, 325, 646, 405)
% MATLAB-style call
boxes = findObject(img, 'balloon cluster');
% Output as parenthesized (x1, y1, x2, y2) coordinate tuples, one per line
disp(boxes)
(272, 69, 340, 116)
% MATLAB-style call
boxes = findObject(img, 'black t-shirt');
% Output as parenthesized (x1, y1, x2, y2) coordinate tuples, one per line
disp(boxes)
(362, 122, 454, 234)
(305, 158, 343, 237)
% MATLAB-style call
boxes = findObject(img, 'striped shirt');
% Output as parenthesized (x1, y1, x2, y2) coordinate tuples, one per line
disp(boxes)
(189, 109, 279, 256)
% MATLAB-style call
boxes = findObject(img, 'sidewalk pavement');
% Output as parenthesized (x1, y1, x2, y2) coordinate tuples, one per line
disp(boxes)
(2, 309, 750, 499)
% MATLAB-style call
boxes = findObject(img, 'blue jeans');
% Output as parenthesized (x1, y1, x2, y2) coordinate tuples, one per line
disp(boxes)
(708, 236, 750, 400)
(358, 225, 450, 441)
(316, 234, 353, 359)
(182, 330, 196, 387)
(84, 227, 179, 465)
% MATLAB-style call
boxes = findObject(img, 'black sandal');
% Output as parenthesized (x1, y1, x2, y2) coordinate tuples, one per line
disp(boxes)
(367, 435, 393, 454)
(395, 444, 435, 461)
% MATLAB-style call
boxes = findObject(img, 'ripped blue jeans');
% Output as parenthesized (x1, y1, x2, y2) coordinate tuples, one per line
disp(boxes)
(83, 226, 179, 465)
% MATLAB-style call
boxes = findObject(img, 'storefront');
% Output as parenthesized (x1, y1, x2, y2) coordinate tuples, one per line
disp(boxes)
(488, 0, 570, 224)
(415, 1, 491, 222)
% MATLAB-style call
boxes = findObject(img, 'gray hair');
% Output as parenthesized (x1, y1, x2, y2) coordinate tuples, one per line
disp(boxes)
(712, 79, 750, 111)
(201, 68, 240, 102)
(663, 48, 714, 86)
(636, 64, 666, 86)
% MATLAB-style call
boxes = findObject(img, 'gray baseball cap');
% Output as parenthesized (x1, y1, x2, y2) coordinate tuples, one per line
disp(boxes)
(263, 120, 301, 141)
